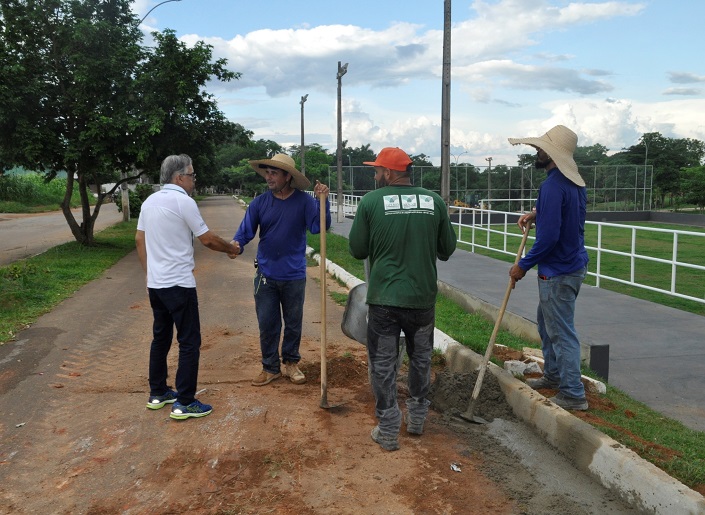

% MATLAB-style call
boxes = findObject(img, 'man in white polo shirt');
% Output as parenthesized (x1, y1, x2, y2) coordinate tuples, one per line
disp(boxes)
(136, 154, 239, 420)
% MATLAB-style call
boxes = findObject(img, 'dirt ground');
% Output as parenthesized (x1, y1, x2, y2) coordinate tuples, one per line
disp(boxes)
(0, 197, 642, 514)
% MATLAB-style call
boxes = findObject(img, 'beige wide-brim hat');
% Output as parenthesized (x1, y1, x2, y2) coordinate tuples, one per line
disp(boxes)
(508, 125, 585, 187)
(249, 153, 311, 190)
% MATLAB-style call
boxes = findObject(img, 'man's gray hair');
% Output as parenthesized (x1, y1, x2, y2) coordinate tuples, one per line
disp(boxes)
(160, 154, 193, 184)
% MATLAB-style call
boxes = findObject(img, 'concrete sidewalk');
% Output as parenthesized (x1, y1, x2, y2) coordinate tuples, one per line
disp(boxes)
(327, 215, 705, 514)
(329, 215, 705, 434)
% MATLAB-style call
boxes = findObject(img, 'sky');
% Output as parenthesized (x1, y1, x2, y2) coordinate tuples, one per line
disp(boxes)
(132, 0, 705, 167)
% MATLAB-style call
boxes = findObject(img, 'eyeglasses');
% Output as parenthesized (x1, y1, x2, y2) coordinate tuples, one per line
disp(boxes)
(180, 173, 196, 179)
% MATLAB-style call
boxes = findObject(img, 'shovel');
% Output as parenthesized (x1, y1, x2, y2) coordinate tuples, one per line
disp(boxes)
(458, 226, 531, 424)
(341, 259, 369, 345)
(319, 193, 347, 410)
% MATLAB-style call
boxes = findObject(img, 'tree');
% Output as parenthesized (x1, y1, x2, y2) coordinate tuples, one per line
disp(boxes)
(0, 0, 145, 244)
(136, 29, 240, 186)
(573, 144, 610, 167)
(622, 133, 705, 207)
(680, 165, 705, 213)
(0, 1, 239, 244)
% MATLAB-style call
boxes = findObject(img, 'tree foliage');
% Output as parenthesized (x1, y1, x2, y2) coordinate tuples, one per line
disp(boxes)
(0, 0, 239, 244)
(681, 166, 705, 212)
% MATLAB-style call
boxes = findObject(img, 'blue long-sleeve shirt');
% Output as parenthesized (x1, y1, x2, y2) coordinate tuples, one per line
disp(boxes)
(518, 168, 589, 277)
(234, 189, 331, 281)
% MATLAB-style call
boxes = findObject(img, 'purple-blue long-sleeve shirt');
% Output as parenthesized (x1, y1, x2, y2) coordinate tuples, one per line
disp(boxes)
(518, 168, 589, 277)
(234, 189, 331, 281)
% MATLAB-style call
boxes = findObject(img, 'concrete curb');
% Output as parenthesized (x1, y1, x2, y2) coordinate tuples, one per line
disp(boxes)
(308, 247, 705, 514)
(444, 342, 705, 515)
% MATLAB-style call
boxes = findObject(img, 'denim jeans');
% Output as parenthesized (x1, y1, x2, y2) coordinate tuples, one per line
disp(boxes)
(367, 304, 435, 437)
(148, 286, 201, 405)
(536, 267, 587, 399)
(253, 272, 306, 374)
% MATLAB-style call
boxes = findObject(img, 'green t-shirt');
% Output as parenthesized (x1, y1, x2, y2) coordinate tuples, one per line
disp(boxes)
(349, 185, 457, 309)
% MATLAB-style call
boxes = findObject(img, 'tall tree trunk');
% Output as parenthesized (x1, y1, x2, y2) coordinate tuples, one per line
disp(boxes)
(60, 168, 102, 246)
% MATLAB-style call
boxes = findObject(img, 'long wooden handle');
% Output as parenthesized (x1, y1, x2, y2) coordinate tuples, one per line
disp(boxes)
(468, 227, 531, 405)
(319, 195, 328, 403)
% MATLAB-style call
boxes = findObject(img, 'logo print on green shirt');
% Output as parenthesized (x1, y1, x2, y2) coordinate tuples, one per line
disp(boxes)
(383, 195, 401, 210)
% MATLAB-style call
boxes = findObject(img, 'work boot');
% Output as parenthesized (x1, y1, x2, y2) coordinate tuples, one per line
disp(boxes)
(371, 426, 399, 451)
(550, 392, 588, 411)
(282, 362, 306, 384)
(404, 412, 425, 435)
(251, 369, 281, 386)
(526, 376, 559, 390)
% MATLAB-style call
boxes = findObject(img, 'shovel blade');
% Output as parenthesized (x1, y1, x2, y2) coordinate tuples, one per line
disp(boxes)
(341, 283, 368, 345)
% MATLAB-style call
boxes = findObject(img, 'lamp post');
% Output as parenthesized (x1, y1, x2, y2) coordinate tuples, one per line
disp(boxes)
(451, 151, 468, 201)
(300, 94, 308, 175)
(346, 154, 353, 194)
(485, 157, 492, 209)
(139, 0, 182, 24)
(336, 61, 348, 222)
(124, 0, 184, 222)
(520, 165, 526, 212)
(643, 138, 649, 211)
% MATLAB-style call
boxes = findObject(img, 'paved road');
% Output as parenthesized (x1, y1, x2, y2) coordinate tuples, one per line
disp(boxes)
(0, 203, 123, 266)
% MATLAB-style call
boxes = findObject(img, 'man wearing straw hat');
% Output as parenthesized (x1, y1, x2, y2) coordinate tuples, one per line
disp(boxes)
(508, 125, 590, 411)
(349, 147, 457, 451)
(232, 154, 330, 387)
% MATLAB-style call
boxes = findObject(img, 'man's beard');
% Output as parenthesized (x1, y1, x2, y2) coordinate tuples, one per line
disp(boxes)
(535, 154, 551, 169)
(377, 176, 388, 187)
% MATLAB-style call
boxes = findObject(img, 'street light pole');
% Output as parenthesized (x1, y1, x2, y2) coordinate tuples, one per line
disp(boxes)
(125, 0, 184, 222)
(346, 155, 353, 194)
(139, 0, 182, 24)
(643, 138, 649, 211)
(485, 157, 492, 209)
(521, 166, 526, 212)
(440, 0, 451, 204)
(450, 151, 468, 201)
(336, 61, 348, 222)
(300, 94, 308, 176)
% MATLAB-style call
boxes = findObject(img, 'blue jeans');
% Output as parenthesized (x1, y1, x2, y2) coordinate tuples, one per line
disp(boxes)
(536, 267, 587, 399)
(367, 304, 435, 438)
(148, 286, 201, 405)
(253, 272, 305, 374)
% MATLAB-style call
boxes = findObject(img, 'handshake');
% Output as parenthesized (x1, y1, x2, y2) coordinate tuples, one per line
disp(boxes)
(227, 240, 240, 260)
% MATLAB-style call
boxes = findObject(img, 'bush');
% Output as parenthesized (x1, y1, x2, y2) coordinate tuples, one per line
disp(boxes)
(0, 173, 86, 207)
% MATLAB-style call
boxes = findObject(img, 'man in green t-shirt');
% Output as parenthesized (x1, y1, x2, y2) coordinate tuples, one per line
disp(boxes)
(349, 147, 457, 451)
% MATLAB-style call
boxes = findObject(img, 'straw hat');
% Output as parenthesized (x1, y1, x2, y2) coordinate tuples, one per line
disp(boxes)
(249, 153, 311, 190)
(508, 125, 585, 187)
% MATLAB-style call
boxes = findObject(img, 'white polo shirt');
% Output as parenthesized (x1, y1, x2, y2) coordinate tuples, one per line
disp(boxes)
(136, 184, 209, 289)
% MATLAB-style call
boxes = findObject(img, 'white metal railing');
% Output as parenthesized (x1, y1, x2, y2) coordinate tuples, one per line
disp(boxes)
(452, 205, 705, 305)
(309, 191, 359, 217)
(313, 192, 705, 305)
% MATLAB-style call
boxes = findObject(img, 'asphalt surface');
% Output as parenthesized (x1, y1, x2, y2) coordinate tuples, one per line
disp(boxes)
(0, 203, 123, 266)
(330, 215, 705, 434)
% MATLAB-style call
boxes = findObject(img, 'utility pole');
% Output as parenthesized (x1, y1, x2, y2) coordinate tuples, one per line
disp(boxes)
(440, 0, 451, 204)
(300, 94, 308, 175)
(336, 61, 348, 222)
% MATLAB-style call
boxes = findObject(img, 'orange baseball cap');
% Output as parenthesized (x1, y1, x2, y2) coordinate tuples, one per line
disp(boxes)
(363, 147, 413, 172)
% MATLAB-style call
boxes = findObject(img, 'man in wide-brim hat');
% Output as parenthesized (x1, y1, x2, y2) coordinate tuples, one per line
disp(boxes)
(507, 125, 591, 411)
(231, 153, 330, 387)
